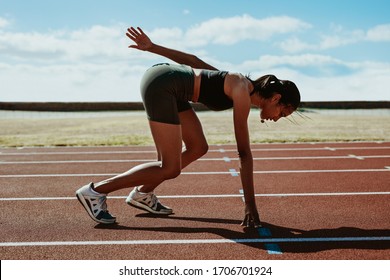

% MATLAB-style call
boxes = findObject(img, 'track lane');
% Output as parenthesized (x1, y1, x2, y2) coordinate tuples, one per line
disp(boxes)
(0, 142, 389, 260)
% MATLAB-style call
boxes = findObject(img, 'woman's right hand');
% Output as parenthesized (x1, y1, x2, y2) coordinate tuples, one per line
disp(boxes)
(126, 27, 153, 51)
(241, 202, 261, 228)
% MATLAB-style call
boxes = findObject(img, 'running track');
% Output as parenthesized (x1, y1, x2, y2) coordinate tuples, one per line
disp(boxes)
(0, 142, 389, 260)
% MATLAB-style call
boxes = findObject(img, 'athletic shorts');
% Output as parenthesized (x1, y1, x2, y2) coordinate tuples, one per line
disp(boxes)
(140, 63, 194, 125)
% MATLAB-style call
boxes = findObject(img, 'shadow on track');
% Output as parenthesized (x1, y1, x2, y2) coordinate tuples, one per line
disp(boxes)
(95, 214, 390, 253)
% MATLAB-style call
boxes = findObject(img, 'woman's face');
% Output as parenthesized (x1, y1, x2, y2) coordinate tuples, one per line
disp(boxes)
(259, 93, 295, 122)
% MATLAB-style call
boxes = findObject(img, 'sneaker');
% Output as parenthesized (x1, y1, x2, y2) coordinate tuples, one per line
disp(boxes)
(76, 182, 116, 224)
(126, 187, 173, 215)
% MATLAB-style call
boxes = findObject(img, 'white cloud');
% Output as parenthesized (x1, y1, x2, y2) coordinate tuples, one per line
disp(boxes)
(236, 54, 390, 101)
(279, 37, 316, 53)
(184, 15, 311, 46)
(366, 24, 390, 41)
(2, 53, 388, 102)
(319, 30, 365, 49)
(240, 54, 351, 72)
(297, 66, 390, 101)
(148, 27, 185, 48)
(0, 24, 130, 63)
(279, 33, 362, 53)
(280, 23, 390, 53)
(0, 17, 10, 28)
(0, 62, 145, 102)
(1, 15, 389, 102)
(0, 14, 310, 63)
(0, 15, 316, 65)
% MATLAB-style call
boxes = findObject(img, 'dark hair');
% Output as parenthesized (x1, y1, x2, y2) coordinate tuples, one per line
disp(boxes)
(248, 74, 301, 110)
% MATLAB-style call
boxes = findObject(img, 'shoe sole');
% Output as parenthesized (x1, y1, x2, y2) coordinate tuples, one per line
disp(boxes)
(126, 199, 172, 215)
(76, 191, 116, 224)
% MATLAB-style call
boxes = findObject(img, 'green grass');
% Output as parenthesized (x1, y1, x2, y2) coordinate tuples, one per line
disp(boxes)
(1, 110, 389, 147)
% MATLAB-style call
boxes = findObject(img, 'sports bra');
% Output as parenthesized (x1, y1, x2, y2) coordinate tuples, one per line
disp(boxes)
(197, 70, 233, 111)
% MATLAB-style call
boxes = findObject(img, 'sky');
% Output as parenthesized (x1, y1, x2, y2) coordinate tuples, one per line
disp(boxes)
(0, 0, 389, 102)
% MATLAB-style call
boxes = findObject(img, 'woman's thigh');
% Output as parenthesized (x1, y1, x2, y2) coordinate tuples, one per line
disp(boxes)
(149, 120, 183, 172)
(179, 109, 208, 166)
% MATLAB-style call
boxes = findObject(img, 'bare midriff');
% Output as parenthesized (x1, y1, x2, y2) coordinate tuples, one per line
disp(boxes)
(191, 68, 202, 103)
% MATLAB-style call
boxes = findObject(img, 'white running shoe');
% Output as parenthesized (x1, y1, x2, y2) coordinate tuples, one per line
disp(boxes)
(126, 187, 173, 215)
(76, 183, 116, 224)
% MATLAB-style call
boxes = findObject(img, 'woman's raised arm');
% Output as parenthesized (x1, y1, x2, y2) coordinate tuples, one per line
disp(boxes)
(126, 27, 218, 70)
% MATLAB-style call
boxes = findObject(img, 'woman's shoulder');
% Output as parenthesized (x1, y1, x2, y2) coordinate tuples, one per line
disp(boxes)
(225, 72, 251, 89)
(224, 72, 253, 100)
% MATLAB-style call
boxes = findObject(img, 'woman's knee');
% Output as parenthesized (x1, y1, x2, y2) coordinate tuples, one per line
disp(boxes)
(188, 140, 209, 159)
(197, 141, 209, 158)
(162, 165, 181, 180)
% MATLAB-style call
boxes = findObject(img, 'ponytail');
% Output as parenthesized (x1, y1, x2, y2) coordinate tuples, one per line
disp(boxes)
(248, 74, 301, 110)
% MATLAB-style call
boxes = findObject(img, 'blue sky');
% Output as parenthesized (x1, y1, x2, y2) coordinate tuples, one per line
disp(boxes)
(1, 0, 389, 102)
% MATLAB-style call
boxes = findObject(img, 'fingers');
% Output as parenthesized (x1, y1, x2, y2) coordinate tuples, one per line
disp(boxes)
(253, 221, 262, 228)
(126, 28, 141, 49)
(241, 215, 250, 227)
(252, 213, 261, 228)
(241, 214, 262, 228)
(241, 214, 254, 228)
(126, 27, 137, 40)
(126, 27, 142, 41)
(129, 27, 143, 37)
(137, 27, 145, 35)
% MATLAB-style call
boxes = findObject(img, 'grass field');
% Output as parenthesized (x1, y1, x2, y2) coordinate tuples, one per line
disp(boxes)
(1, 109, 389, 147)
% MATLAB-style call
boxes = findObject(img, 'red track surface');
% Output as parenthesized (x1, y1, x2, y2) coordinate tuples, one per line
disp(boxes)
(1, 142, 389, 260)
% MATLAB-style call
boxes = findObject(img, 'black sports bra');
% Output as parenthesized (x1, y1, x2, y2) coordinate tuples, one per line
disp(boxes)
(197, 70, 232, 111)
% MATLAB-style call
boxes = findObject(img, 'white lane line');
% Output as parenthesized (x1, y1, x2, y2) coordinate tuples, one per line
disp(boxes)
(1, 236, 390, 247)
(1, 168, 389, 178)
(348, 154, 365, 160)
(254, 169, 390, 174)
(0, 159, 153, 164)
(2, 192, 390, 202)
(2, 155, 390, 164)
(229, 168, 239, 177)
(1, 146, 389, 156)
(239, 189, 245, 202)
(252, 146, 390, 151)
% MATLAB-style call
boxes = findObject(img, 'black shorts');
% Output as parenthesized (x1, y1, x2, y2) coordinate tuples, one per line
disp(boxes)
(140, 63, 194, 125)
